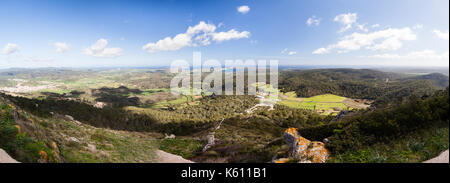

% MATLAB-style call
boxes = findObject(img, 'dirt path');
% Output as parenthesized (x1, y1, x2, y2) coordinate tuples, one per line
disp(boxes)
(0, 148, 19, 163)
(155, 150, 193, 163)
(424, 150, 449, 163)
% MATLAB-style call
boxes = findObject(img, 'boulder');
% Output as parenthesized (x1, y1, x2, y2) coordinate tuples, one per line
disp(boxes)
(293, 136, 311, 158)
(87, 144, 97, 153)
(283, 128, 300, 148)
(281, 128, 329, 163)
(303, 141, 329, 163)
(64, 115, 74, 121)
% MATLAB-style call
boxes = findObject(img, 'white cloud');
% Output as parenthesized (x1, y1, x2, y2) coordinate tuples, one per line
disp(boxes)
(281, 48, 297, 55)
(413, 24, 423, 29)
(211, 29, 250, 42)
(142, 21, 250, 53)
(433, 30, 449, 40)
(24, 56, 54, 62)
(356, 23, 368, 32)
(288, 51, 297, 55)
(53, 42, 70, 53)
(2, 43, 20, 55)
(312, 47, 329, 54)
(306, 16, 321, 27)
(237, 5, 250, 14)
(334, 13, 358, 32)
(371, 24, 380, 28)
(363, 50, 449, 60)
(83, 39, 123, 58)
(312, 27, 416, 54)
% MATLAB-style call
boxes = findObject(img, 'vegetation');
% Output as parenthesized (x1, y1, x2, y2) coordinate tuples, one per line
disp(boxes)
(0, 68, 448, 163)
(279, 69, 448, 106)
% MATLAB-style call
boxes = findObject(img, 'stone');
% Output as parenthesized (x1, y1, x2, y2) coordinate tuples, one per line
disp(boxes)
(303, 142, 329, 163)
(64, 115, 74, 121)
(280, 128, 329, 163)
(164, 134, 176, 139)
(272, 158, 291, 163)
(293, 136, 311, 158)
(68, 137, 80, 143)
(283, 128, 300, 148)
(87, 144, 97, 153)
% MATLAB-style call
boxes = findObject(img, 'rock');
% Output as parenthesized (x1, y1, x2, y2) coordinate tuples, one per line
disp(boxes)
(68, 137, 80, 143)
(0, 148, 19, 163)
(73, 120, 82, 125)
(281, 128, 329, 163)
(93, 102, 105, 109)
(87, 144, 97, 153)
(303, 142, 329, 163)
(202, 131, 215, 152)
(284, 128, 300, 148)
(272, 158, 291, 163)
(99, 151, 110, 158)
(164, 134, 176, 139)
(64, 115, 74, 121)
(293, 136, 311, 158)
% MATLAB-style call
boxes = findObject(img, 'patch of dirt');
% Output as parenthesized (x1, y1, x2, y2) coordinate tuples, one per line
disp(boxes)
(343, 98, 372, 109)
(155, 150, 193, 163)
(424, 150, 449, 163)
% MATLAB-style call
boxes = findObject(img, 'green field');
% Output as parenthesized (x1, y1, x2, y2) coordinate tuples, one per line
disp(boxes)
(279, 93, 349, 115)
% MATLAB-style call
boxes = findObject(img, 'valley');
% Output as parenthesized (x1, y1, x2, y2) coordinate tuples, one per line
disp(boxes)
(0, 67, 448, 163)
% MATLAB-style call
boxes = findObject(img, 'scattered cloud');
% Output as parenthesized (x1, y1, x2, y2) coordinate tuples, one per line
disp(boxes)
(83, 39, 123, 58)
(433, 29, 449, 40)
(211, 29, 250, 42)
(2, 43, 20, 55)
(313, 27, 416, 54)
(237, 5, 250, 14)
(334, 13, 358, 32)
(306, 16, 321, 27)
(371, 24, 380, 28)
(288, 51, 297, 55)
(413, 24, 423, 29)
(312, 47, 329, 54)
(249, 40, 258, 44)
(24, 56, 54, 62)
(281, 48, 297, 55)
(356, 23, 368, 32)
(142, 21, 250, 53)
(53, 42, 70, 53)
(363, 50, 449, 60)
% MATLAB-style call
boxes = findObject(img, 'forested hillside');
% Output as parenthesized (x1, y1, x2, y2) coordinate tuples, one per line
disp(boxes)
(279, 69, 448, 106)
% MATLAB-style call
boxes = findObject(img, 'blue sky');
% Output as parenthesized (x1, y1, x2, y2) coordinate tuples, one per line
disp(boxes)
(0, 0, 448, 68)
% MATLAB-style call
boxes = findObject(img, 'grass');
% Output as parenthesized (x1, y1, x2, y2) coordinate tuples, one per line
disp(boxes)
(159, 138, 204, 159)
(140, 88, 169, 96)
(327, 127, 449, 163)
(279, 94, 349, 114)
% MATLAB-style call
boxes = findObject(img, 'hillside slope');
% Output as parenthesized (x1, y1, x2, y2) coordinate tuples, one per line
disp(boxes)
(279, 69, 448, 105)
(0, 96, 161, 163)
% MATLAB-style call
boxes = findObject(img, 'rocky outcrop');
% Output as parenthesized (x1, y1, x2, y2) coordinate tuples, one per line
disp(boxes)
(273, 128, 329, 163)
(202, 118, 224, 152)
(0, 148, 19, 163)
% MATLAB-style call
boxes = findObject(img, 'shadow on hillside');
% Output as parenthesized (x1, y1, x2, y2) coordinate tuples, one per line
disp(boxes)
(92, 86, 142, 107)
